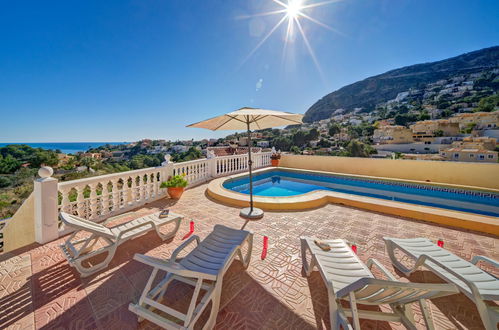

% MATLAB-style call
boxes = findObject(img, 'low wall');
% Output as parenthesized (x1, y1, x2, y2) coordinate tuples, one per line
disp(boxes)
(279, 154, 499, 190)
(3, 193, 35, 253)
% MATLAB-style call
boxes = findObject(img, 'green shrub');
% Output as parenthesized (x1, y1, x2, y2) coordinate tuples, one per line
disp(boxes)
(160, 175, 188, 188)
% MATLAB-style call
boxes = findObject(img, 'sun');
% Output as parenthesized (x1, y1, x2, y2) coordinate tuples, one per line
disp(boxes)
(285, 0, 303, 18)
(238, 0, 343, 80)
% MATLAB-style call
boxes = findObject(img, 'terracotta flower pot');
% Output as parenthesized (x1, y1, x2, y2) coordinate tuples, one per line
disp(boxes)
(271, 159, 279, 167)
(167, 187, 185, 199)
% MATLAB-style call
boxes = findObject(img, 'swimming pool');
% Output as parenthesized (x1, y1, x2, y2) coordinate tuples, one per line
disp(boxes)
(223, 169, 499, 217)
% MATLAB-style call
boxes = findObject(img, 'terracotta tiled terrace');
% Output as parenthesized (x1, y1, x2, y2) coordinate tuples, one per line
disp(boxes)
(1, 183, 497, 330)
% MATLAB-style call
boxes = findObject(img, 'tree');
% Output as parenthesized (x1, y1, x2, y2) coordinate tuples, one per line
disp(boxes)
(328, 123, 341, 136)
(305, 128, 319, 141)
(292, 131, 307, 146)
(272, 137, 292, 151)
(345, 140, 376, 158)
(290, 146, 301, 154)
(80, 157, 96, 172)
(0, 176, 11, 188)
(0, 155, 21, 174)
(433, 129, 444, 137)
(475, 94, 499, 112)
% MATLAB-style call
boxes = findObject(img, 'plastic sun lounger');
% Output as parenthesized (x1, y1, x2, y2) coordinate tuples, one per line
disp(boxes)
(129, 224, 253, 330)
(300, 237, 459, 330)
(59, 211, 182, 277)
(384, 237, 499, 330)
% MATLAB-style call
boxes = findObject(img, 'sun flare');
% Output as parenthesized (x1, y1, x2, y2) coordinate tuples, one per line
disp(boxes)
(285, 0, 303, 18)
(239, 0, 343, 79)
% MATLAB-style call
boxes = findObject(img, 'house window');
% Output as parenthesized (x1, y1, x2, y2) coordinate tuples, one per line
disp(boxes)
(479, 155, 485, 160)
(454, 153, 459, 159)
(469, 154, 474, 158)
(488, 154, 494, 159)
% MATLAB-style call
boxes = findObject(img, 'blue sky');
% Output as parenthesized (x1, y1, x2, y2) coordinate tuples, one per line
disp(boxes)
(0, 0, 498, 142)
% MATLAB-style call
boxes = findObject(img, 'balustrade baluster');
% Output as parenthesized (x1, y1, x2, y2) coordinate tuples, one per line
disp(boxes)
(75, 186, 85, 218)
(59, 187, 70, 214)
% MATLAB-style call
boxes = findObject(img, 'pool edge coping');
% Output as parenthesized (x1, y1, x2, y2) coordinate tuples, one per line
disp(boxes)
(207, 167, 499, 236)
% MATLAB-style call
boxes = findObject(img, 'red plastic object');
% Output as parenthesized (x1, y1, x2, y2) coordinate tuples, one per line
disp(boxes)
(351, 244, 357, 254)
(261, 236, 268, 260)
(437, 239, 444, 248)
(182, 221, 195, 240)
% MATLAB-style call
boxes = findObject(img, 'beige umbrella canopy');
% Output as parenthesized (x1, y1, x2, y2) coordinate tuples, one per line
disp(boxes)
(187, 107, 304, 131)
(187, 107, 304, 220)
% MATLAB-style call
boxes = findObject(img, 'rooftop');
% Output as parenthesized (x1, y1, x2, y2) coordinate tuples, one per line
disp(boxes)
(1, 183, 497, 329)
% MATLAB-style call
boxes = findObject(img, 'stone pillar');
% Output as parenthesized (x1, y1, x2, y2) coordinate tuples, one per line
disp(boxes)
(34, 167, 59, 244)
(206, 150, 218, 178)
(160, 154, 174, 183)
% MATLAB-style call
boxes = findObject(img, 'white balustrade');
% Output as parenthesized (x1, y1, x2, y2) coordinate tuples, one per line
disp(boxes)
(58, 166, 168, 224)
(50, 151, 271, 235)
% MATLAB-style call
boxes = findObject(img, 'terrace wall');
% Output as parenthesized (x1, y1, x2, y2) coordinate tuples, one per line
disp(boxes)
(279, 154, 499, 190)
(2, 193, 35, 252)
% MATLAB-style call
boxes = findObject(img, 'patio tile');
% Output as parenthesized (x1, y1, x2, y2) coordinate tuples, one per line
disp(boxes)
(1, 182, 497, 329)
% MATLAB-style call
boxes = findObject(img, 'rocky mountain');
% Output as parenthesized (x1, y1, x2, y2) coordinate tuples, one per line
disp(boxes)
(304, 46, 499, 122)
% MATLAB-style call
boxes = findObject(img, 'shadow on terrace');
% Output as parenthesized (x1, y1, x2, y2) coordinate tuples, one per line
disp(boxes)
(1, 185, 498, 329)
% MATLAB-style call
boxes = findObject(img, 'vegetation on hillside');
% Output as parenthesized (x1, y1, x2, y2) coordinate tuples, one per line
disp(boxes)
(304, 46, 499, 122)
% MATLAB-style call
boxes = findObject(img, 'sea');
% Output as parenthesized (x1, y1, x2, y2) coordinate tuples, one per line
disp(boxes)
(0, 142, 129, 154)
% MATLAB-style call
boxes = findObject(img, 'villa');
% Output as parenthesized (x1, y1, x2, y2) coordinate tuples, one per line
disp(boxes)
(0, 151, 498, 329)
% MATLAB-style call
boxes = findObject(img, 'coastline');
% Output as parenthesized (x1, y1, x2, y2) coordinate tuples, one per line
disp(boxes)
(0, 142, 129, 154)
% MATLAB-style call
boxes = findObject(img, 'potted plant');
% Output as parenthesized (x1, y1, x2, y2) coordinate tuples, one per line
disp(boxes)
(270, 151, 281, 166)
(161, 174, 188, 199)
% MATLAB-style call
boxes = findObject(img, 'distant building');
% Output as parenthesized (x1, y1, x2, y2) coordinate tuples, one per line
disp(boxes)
(439, 147, 497, 163)
(450, 112, 499, 130)
(450, 137, 497, 151)
(256, 140, 270, 148)
(439, 137, 498, 162)
(373, 125, 414, 144)
(410, 120, 460, 143)
(80, 152, 102, 159)
(171, 145, 189, 153)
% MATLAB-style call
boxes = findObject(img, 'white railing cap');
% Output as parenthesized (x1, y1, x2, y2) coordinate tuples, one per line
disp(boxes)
(58, 166, 165, 189)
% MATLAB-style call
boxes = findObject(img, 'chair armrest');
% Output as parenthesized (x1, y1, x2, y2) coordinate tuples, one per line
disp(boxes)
(366, 258, 397, 281)
(471, 255, 499, 269)
(170, 235, 200, 261)
(133, 253, 216, 280)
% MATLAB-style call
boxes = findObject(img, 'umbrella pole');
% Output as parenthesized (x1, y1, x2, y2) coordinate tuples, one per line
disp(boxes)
(246, 118, 254, 212)
(239, 116, 264, 220)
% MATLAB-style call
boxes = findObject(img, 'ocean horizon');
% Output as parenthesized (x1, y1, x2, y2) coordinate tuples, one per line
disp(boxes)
(0, 142, 129, 154)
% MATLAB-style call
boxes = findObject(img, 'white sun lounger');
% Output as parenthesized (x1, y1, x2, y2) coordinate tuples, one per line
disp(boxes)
(59, 211, 182, 277)
(129, 224, 253, 330)
(384, 237, 499, 330)
(301, 237, 459, 330)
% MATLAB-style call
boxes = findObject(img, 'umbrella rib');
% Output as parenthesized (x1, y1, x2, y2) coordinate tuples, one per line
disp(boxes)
(212, 116, 237, 131)
(226, 114, 248, 124)
(272, 115, 303, 125)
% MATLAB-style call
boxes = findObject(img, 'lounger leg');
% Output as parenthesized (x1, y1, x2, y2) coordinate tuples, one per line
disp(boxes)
(155, 217, 182, 241)
(203, 280, 222, 330)
(392, 304, 418, 330)
(385, 241, 416, 276)
(475, 299, 497, 330)
(418, 299, 435, 330)
(238, 233, 253, 268)
(300, 238, 317, 276)
(328, 287, 351, 330)
(74, 244, 118, 277)
(348, 292, 361, 330)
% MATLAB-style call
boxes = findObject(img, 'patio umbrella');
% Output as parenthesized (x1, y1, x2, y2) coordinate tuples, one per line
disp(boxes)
(187, 107, 304, 219)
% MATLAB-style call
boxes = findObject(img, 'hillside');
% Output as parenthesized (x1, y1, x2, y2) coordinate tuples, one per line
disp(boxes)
(304, 46, 499, 122)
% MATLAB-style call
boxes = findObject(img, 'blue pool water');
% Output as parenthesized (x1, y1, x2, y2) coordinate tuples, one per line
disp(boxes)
(223, 170, 499, 217)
